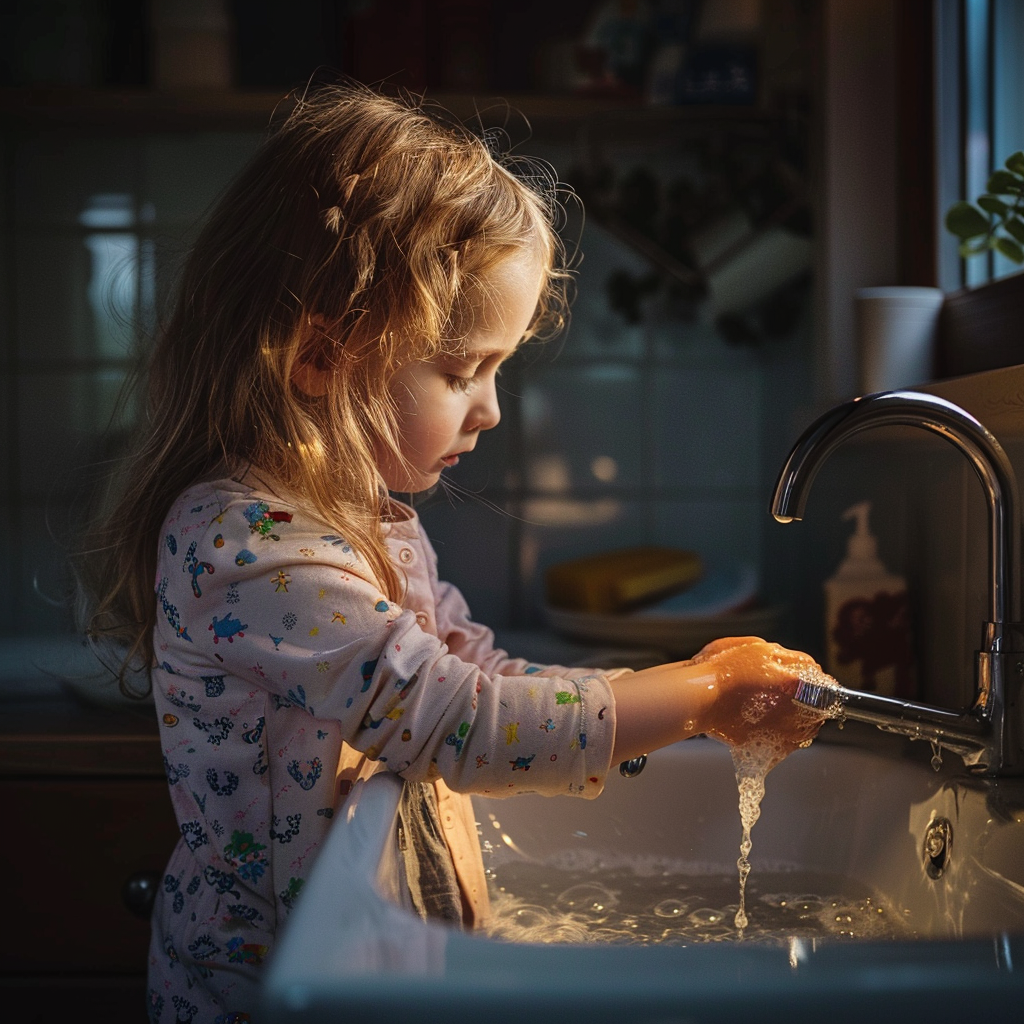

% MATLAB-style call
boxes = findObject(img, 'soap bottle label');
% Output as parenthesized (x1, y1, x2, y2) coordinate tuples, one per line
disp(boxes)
(826, 587, 915, 697)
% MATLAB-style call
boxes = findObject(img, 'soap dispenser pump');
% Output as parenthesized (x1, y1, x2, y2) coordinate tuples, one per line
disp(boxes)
(824, 501, 915, 697)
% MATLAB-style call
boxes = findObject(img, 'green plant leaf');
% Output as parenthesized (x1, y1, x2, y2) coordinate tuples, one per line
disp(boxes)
(1004, 216, 1024, 245)
(1005, 151, 1024, 176)
(946, 201, 990, 239)
(959, 239, 989, 258)
(978, 195, 1011, 216)
(994, 236, 1024, 263)
(987, 170, 1024, 195)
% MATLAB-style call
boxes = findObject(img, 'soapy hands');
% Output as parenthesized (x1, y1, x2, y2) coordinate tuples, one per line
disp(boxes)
(689, 636, 824, 750)
(609, 636, 825, 764)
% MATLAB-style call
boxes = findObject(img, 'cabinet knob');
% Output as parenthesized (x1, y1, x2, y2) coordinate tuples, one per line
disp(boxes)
(122, 871, 160, 919)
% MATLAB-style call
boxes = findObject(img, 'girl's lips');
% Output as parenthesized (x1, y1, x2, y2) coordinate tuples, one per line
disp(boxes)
(441, 454, 461, 467)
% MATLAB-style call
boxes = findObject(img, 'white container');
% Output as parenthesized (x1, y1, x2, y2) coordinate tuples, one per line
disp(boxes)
(855, 286, 944, 394)
(824, 500, 914, 698)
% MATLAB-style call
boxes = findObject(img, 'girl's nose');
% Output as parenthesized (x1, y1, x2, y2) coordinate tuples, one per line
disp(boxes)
(468, 377, 501, 433)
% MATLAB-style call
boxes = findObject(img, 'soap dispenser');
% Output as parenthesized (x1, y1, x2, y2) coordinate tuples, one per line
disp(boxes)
(824, 501, 915, 697)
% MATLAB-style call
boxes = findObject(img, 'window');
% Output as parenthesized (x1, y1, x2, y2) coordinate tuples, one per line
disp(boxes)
(938, 0, 1024, 290)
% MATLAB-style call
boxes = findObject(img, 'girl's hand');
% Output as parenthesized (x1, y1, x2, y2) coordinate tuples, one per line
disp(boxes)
(609, 637, 824, 763)
(689, 636, 823, 750)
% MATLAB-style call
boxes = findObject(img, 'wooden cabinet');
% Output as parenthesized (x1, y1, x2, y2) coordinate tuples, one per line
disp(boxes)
(0, 698, 177, 1022)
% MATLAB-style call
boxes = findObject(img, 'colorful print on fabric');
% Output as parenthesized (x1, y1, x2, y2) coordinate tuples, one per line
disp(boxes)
(243, 501, 293, 540)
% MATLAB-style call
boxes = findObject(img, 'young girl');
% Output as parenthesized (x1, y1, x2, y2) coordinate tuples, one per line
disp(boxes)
(85, 83, 822, 1024)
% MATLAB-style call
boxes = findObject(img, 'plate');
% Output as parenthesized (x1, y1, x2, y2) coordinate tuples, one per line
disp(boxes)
(542, 603, 784, 659)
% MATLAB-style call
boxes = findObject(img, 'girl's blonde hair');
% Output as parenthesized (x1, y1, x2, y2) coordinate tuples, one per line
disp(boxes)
(84, 82, 569, 691)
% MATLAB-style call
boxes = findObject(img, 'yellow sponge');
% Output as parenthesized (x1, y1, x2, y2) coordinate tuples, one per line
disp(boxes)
(545, 547, 702, 614)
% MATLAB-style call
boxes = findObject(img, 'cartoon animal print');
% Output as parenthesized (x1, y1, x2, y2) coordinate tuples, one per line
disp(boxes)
(180, 820, 210, 852)
(164, 873, 185, 914)
(171, 994, 199, 1023)
(163, 756, 190, 786)
(206, 768, 240, 796)
(286, 757, 323, 790)
(243, 500, 293, 540)
(203, 864, 240, 898)
(202, 674, 226, 697)
(242, 717, 264, 744)
(156, 576, 193, 642)
(445, 721, 471, 758)
(269, 812, 302, 844)
(271, 685, 312, 713)
(165, 685, 201, 712)
(192, 715, 234, 745)
(183, 540, 215, 597)
(223, 830, 268, 883)
(187, 934, 220, 961)
(225, 903, 264, 924)
(320, 534, 352, 553)
(359, 658, 378, 692)
(279, 876, 304, 910)
(210, 613, 247, 643)
(226, 936, 268, 965)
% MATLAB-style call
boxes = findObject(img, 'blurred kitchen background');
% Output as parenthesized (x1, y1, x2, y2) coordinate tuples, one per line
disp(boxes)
(1, 0, 1022, 699)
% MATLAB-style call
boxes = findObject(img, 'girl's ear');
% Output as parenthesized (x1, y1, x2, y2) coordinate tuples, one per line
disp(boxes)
(291, 317, 333, 397)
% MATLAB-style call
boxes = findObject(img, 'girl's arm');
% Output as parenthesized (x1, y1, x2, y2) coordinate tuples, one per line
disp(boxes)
(611, 637, 821, 762)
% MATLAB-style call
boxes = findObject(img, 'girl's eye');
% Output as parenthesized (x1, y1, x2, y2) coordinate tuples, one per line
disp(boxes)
(445, 374, 475, 393)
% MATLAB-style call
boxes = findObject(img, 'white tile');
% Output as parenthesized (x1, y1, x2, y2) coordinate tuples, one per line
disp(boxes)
(651, 498, 763, 571)
(16, 234, 139, 361)
(15, 136, 136, 227)
(142, 133, 263, 226)
(17, 501, 76, 635)
(521, 363, 645, 492)
(651, 364, 763, 489)
(17, 369, 131, 497)
(418, 498, 514, 629)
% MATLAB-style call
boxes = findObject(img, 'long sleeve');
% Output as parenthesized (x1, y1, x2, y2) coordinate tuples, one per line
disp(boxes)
(156, 478, 617, 800)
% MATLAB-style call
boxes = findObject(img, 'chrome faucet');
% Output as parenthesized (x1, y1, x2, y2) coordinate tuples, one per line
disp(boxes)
(773, 389, 1024, 776)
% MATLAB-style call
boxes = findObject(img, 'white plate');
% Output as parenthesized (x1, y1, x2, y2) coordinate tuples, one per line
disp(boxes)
(542, 603, 784, 659)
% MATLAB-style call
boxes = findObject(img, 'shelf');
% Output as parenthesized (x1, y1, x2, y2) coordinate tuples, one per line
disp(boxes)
(0, 86, 785, 135)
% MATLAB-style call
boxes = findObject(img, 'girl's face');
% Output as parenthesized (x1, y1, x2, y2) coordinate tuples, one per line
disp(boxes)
(378, 246, 546, 494)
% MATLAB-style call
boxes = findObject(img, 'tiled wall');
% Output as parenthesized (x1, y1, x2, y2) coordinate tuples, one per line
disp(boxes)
(1, 128, 265, 636)
(1, 127, 812, 654)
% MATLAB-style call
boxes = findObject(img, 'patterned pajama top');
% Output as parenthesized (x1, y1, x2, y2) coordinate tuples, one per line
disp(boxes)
(146, 473, 619, 1024)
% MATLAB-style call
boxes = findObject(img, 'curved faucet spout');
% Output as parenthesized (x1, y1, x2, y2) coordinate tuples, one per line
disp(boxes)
(771, 390, 1020, 627)
(771, 389, 1023, 776)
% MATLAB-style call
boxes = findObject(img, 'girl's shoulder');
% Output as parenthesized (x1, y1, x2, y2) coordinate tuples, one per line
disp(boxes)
(159, 474, 376, 584)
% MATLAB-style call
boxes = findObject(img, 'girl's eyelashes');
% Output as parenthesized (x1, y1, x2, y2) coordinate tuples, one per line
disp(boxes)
(440, 354, 506, 393)
(444, 373, 476, 393)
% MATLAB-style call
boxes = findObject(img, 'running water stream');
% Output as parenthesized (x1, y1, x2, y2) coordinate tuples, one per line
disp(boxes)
(715, 672, 834, 932)
(486, 668, 845, 943)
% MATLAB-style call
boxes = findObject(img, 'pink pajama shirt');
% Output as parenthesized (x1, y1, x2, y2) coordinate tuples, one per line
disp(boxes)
(146, 472, 620, 1023)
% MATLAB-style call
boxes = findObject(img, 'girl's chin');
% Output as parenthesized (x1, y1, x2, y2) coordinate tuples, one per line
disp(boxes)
(385, 470, 443, 494)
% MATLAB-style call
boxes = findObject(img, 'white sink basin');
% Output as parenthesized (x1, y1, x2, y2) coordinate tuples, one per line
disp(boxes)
(261, 725, 1024, 1023)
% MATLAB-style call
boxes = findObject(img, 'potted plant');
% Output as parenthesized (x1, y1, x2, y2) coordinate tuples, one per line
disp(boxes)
(937, 150, 1024, 377)
(945, 150, 1024, 265)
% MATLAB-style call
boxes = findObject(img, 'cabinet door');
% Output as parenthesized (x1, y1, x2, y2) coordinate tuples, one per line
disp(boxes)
(0, 779, 179, 972)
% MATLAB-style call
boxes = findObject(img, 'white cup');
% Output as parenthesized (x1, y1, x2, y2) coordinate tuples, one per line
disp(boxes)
(855, 286, 945, 394)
